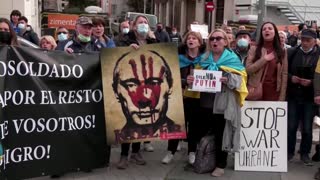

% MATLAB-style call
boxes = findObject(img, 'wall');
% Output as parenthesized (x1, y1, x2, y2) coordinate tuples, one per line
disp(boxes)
(0, 0, 40, 35)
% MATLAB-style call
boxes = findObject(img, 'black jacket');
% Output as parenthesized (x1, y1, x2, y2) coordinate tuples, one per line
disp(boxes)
(18, 26, 39, 45)
(56, 36, 101, 52)
(117, 30, 157, 47)
(154, 30, 171, 43)
(287, 45, 320, 102)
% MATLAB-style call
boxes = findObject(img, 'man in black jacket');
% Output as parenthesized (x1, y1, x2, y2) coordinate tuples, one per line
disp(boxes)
(17, 16, 39, 45)
(56, 16, 101, 53)
(233, 30, 251, 65)
(287, 29, 320, 166)
(154, 22, 170, 43)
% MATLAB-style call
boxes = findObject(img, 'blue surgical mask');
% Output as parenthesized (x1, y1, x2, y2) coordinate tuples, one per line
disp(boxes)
(122, 28, 129, 34)
(18, 23, 25, 29)
(58, 33, 68, 41)
(137, 24, 149, 36)
(237, 38, 249, 48)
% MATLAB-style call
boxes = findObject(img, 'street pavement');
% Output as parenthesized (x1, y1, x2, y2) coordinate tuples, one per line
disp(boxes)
(29, 138, 320, 180)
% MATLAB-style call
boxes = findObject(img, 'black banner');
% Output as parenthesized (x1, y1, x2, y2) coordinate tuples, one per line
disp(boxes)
(0, 46, 108, 179)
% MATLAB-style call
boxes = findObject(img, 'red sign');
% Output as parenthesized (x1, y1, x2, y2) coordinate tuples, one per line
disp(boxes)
(48, 14, 79, 30)
(205, 1, 215, 12)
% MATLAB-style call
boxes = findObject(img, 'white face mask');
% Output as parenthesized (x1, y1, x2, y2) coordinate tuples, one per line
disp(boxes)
(237, 38, 249, 48)
(58, 33, 68, 41)
(172, 31, 177, 35)
(122, 28, 129, 34)
(300, 46, 313, 53)
(137, 24, 149, 36)
(18, 23, 25, 29)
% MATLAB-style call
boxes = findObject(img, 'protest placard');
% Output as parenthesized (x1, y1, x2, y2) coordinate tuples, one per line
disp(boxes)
(235, 101, 287, 172)
(190, 24, 209, 39)
(0, 46, 108, 179)
(101, 43, 186, 144)
(190, 69, 222, 93)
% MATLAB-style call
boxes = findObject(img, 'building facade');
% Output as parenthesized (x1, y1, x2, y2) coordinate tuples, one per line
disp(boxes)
(154, 0, 229, 35)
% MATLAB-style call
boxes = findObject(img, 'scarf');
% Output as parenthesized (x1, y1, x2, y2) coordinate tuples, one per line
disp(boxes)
(179, 54, 202, 68)
(200, 49, 245, 71)
(200, 49, 248, 106)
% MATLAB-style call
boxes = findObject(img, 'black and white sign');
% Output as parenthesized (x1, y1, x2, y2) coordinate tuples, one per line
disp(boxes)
(0, 46, 108, 179)
(235, 101, 287, 172)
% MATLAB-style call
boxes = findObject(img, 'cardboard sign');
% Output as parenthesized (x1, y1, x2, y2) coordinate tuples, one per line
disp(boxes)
(235, 101, 287, 172)
(190, 24, 209, 39)
(190, 70, 222, 93)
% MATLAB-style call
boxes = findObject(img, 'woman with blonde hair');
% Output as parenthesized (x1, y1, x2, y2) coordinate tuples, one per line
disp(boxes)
(188, 29, 247, 177)
(40, 35, 57, 50)
(278, 31, 291, 49)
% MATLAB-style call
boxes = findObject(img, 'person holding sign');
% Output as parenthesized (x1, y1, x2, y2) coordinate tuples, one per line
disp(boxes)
(188, 29, 247, 177)
(0, 18, 18, 45)
(56, 16, 101, 53)
(287, 29, 319, 165)
(92, 17, 116, 48)
(246, 22, 288, 101)
(40, 35, 57, 50)
(162, 31, 205, 165)
(116, 15, 157, 170)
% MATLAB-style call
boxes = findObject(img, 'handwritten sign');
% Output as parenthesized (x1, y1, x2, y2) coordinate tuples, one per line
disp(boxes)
(190, 70, 222, 93)
(235, 101, 287, 172)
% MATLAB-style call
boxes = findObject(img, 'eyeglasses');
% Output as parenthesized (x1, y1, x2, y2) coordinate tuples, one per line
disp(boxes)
(57, 32, 67, 35)
(209, 36, 224, 41)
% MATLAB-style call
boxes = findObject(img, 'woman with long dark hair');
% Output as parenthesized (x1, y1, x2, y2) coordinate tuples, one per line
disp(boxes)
(246, 22, 287, 101)
(0, 18, 18, 45)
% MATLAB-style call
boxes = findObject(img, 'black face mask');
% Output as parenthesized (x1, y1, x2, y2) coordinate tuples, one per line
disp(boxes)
(0, 31, 12, 45)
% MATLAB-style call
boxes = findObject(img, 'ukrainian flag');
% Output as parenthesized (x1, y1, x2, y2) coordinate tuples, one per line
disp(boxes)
(200, 49, 248, 106)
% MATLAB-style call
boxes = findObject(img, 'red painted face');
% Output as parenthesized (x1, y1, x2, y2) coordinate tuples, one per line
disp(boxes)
(126, 55, 165, 110)
(115, 51, 171, 125)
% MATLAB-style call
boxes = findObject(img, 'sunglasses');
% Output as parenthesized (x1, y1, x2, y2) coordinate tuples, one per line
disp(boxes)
(209, 36, 224, 41)
(57, 32, 67, 35)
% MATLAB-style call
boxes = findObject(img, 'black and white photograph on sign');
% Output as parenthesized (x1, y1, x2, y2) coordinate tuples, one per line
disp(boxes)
(190, 69, 222, 93)
(235, 101, 287, 172)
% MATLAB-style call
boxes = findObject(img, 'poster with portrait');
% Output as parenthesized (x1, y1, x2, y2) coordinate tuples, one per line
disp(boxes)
(101, 43, 186, 144)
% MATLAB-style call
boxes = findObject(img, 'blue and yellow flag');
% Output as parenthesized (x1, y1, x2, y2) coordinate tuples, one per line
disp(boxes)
(200, 49, 248, 106)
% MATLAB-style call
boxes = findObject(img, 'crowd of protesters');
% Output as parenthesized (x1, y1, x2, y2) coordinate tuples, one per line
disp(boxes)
(2, 9, 320, 179)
